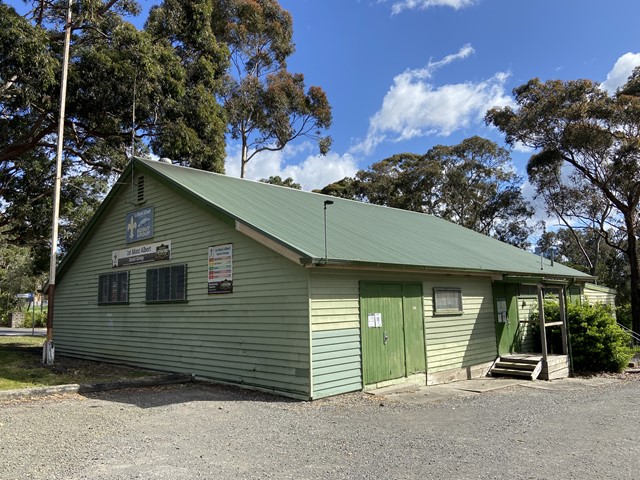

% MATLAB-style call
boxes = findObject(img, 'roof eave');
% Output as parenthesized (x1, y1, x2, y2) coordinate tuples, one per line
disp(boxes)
(302, 257, 593, 282)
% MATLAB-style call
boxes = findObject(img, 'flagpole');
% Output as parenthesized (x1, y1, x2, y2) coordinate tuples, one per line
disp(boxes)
(44, 0, 73, 365)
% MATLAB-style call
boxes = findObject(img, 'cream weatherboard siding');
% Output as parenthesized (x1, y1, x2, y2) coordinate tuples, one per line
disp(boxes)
(54, 171, 311, 398)
(308, 271, 499, 396)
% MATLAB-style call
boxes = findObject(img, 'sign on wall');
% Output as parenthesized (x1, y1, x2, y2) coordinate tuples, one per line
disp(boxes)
(208, 244, 233, 294)
(126, 207, 154, 243)
(112, 240, 171, 268)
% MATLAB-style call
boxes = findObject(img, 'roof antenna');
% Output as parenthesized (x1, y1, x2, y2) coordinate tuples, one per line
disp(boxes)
(323, 200, 334, 264)
(540, 253, 544, 271)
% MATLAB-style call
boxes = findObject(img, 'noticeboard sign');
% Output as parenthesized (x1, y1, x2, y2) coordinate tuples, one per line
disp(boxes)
(208, 244, 233, 294)
(112, 240, 171, 268)
(125, 207, 154, 244)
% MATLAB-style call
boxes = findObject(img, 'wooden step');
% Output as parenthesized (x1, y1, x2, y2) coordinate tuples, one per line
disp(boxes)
(500, 356, 541, 365)
(494, 361, 538, 371)
(491, 367, 535, 378)
(491, 357, 543, 380)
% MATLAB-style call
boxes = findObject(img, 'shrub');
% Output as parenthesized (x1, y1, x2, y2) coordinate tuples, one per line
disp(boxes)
(22, 310, 48, 328)
(532, 301, 632, 373)
(616, 303, 632, 330)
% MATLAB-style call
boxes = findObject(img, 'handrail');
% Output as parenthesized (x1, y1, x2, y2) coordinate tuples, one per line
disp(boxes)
(617, 322, 640, 345)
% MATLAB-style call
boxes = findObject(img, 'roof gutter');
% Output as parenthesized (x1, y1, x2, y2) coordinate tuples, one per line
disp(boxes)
(301, 257, 593, 282)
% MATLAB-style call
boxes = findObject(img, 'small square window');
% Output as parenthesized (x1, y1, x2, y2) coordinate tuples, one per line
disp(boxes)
(146, 264, 187, 303)
(98, 271, 129, 304)
(433, 288, 463, 315)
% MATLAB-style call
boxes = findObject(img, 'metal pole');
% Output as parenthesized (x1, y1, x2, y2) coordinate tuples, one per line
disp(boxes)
(44, 0, 73, 364)
(323, 200, 333, 263)
(31, 294, 35, 337)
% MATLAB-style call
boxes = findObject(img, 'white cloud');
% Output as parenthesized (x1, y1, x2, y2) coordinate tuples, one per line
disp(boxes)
(601, 52, 640, 93)
(383, 0, 478, 15)
(224, 143, 358, 191)
(352, 46, 512, 155)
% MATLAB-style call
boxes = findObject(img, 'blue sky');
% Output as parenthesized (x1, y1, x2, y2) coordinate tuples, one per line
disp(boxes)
(8, 0, 640, 195)
(262, 0, 640, 192)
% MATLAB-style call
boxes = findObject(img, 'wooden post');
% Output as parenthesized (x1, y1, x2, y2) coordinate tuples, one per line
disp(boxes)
(559, 286, 568, 355)
(537, 284, 548, 374)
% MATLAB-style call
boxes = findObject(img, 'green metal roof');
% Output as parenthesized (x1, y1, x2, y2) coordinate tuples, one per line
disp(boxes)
(130, 158, 591, 281)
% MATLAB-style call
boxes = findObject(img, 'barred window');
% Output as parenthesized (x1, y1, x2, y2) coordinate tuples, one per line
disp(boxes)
(98, 271, 129, 304)
(433, 288, 463, 315)
(146, 264, 187, 303)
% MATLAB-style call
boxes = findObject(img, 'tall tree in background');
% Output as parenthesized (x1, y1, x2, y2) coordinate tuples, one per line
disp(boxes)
(487, 75, 640, 334)
(318, 137, 534, 248)
(1, 0, 230, 266)
(260, 175, 301, 189)
(221, 0, 332, 177)
(536, 228, 630, 305)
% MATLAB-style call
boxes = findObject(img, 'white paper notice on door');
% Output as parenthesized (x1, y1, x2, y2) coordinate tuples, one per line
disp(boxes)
(374, 313, 382, 328)
(368, 313, 376, 328)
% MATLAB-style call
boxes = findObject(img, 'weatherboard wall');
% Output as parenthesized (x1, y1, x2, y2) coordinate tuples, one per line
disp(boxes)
(422, 276, 497, 382)
(308, 270, 498, 395)
(54, 169, 311, 398)
(583, 283, 616, 310)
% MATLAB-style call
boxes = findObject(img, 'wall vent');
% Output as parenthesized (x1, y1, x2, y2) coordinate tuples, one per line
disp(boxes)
(136, 174, 145, 204)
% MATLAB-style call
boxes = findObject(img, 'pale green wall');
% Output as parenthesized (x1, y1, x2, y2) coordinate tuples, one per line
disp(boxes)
(422, 276, 497, 373)
(54, 168, 311, 398)
(516, 295, 538, 353)
(309, 270, 498, 395)
(583, 284, 616, 310)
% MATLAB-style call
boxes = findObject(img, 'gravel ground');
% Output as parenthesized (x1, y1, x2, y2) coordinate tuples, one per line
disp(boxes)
(1, 376, 639, 480)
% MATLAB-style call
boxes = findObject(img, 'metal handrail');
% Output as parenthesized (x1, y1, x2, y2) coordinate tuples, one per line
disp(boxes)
(617, 322, 640, 345)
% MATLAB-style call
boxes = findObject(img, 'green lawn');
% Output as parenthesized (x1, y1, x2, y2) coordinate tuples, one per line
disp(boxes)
(0, 336, 156, 391)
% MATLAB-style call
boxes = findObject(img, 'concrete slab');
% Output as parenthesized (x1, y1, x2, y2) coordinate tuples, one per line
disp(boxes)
(447, 377, 525, 393)
(520, 377, 620, 391)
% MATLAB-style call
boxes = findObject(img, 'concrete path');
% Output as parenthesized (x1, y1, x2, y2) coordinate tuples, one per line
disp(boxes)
(367, 375, 623, 403)
(0, 327, 46, 336)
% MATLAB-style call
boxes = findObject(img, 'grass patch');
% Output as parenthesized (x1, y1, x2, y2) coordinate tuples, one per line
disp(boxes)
(0, 336, 157, 391)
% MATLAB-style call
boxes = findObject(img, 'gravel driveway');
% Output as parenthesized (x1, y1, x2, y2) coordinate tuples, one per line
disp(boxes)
(1, 377, 639, 480)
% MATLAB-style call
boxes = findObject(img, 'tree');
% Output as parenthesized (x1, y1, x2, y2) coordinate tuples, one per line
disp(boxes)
(0, 229, 43, 322)
(536, 227, 630, 304)
(429, 137, 534, 247)
(1, 0, 230, 267)
(319, 137, 534, 248)
(486, 76, 640, 334)
(221, 0, 332, 177)
(260, 175, 301, 189)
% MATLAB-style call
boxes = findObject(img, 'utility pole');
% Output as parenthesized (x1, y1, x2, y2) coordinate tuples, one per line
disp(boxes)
(44, 0, 73, 365)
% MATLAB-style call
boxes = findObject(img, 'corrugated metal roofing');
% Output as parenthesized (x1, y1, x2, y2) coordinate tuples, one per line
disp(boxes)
(135, 158, 590, 280)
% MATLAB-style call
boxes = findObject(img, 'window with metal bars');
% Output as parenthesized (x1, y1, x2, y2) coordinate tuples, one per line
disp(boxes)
(98, 271, 129, 304)
(146, 264, 187, 303)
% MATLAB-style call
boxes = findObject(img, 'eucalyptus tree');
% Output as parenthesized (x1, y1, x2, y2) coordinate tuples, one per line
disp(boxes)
(487, 74, 640, 333)
(1, 0, 229, 265)
(220, 0, 332, 178)
(319, 137, 533, 248)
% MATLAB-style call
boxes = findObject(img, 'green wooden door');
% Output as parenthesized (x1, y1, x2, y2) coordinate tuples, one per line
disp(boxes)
(493, 282, 520, 356)
(360, 283, 425, 385)
(402, 283, 426, 375)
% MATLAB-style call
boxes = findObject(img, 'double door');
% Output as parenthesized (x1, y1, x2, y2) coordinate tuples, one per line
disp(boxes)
(360, 283, 425, 385)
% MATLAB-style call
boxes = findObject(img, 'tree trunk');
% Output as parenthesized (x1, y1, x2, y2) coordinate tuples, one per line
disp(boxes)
(240, 137, 248, 179)
(625, 215, 640, 335)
